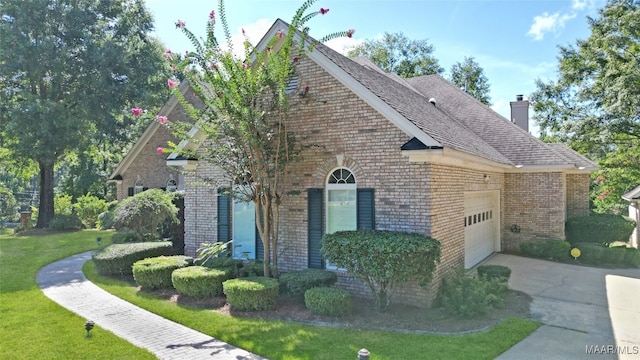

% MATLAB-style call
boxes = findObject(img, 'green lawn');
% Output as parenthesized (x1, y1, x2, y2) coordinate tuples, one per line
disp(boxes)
(0, 229, 155, 360)
(1, 229, 540, 359)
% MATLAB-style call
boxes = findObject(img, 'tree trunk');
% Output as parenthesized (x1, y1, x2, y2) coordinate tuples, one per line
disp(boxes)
(35, 160, 55, 228)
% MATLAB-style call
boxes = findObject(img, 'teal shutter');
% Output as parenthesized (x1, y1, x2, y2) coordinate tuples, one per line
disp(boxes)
(307, 189, 324, 269)
(217, 189, 232, 252)
(357, 189, 375, 230)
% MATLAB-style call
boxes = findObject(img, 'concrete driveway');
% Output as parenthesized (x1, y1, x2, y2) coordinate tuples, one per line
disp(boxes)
(481, 254, 640, 360)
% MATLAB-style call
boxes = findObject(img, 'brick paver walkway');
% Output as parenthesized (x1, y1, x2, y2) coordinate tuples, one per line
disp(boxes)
(36, 252, 265, 360)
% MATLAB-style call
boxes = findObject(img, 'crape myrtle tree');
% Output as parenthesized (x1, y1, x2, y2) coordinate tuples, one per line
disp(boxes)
(0, 0, 168, 227)
(347, 32, 444, 78)
(144, 0, 352, 277)
(531, 0, 640, 213)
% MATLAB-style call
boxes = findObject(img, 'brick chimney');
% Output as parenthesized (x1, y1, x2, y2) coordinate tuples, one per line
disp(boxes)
(510, 94, 529, 132)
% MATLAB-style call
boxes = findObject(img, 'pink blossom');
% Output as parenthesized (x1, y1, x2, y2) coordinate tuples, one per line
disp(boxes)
(164, 49, 172, 59)
(293, 56, 299, 63)
(304, 85, 310, 92)
(131, 108, 143, 117)
(595, 175, 604, 184)
(167, 78, 179, 88)
(242, 62, 248, 69)
(175, 19, 185, 28)
(185, 50, 189, 57)
(209, 10, 215, 24)
(241, 28, 246, 36)
(156, 115, 168, 124)
(208, 62, 216, 70)
(277, 29, 284, 39)
(156, 147, 164, 154)
(346, 28, 355, 38)
(319, 7, 329, 15)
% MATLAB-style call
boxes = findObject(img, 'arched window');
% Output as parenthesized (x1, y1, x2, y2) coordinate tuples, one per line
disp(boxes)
(166, 178, 178, 192)
(134, 179, 144, 195)
(326, 168, 357, 234)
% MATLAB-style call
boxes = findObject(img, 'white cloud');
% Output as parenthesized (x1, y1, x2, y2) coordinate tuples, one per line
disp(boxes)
(572, 0, 587, 10)
(326, 37, 364, 56)
(527, 12, 576, 41)
(226, 18, 273, 58)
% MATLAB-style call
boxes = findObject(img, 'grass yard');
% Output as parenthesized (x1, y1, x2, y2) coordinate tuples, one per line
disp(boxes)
(0, 229, 155, 360)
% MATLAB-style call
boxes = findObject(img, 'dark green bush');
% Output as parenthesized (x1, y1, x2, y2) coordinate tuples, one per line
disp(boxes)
(304, 287, 353, 317)
(476, 265, 511, 281)
(92, 241, 173, 276)
(112, 189, 178, 241)
(171, 266, 229, 298)
(602, 246, 627, 265)
(322, 230, 440, 312)
(98, 201, 118, 230)
(622, 248, 640, 267)
(440, 275, 508, 318)
(132, 255, 192, 290)
(280, 269, 338, 297)
(575, 243, 605, 264)
(519, 240, 571, 260)
(111, 228, 142, 244)
(48, 213, 84, 231)
(238, 261, 276, 278)
(223, 277, 279, 311)
(566, 214, 636, 245)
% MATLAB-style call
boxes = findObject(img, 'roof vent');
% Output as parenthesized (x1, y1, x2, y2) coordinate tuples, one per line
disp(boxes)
(429, 98, 436, 105)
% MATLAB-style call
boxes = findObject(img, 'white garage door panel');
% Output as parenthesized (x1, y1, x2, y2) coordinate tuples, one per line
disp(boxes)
(464, 191, 499, 269)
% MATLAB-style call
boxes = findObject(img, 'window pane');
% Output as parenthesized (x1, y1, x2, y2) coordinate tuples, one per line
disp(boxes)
(233, 200, 256, 259)
(327, 189, 356, 233)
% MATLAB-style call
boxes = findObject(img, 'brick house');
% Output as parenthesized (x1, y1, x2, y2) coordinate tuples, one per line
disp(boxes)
(163, 20, 597, 306)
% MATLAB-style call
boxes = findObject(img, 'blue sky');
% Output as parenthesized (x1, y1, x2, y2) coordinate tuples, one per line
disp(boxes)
(145, 0, 606, 134)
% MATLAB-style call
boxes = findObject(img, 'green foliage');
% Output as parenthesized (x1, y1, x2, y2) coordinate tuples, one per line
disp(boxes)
(449, 56, 491, 105)
(440, 275, 509, 318)
(73, 194, 107, 229)
(112, 189, 178, 241)
(92, 241, 173, 276)
(519, 240, 572, 260)
(566, 214, 636, 245)
(477, 265, 511, 281)
(196, 241, 231, 264)
(0, 185, 18, 224)
(157, 1, 349, 277)
(132, 256, 192, 290)
(279, 269, 338, 297)
(54, 194, 74, 216)
(304, 287, 353, 317)
(48, 213, 84, 231)
(0, 0, 169, 228)
(531, 1, 640, 212)
(111, 228, 142, 244)
(97, 201, 118, 230)
(347, 32, 444, 77)
(321, 230, 440, 312)
(238, 261, 276, 278)
(223, 277, 280, 311)
(171, 266, 229, 298)
(574, 243, 640, 267)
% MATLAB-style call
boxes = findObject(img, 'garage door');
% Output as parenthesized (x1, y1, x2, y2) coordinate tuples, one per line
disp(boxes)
(464, 191, 499, 269)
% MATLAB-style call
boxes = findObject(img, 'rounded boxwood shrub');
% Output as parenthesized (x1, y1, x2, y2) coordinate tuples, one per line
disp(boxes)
(575, 243, 605, 264)
(304, 287, 353, 317)
(223, 277, 279, 311)
(132, 255, 192, 290)
(172, 266, 229, 298)
(602, 246, 627, 265)
(279, 269, 338, 297)
(440, 275, 508, 318)
(92, 241, 173, 276)
(476, 265, 511, 281)
(566, 214, 636, 245)
(622, 248, 640, 267)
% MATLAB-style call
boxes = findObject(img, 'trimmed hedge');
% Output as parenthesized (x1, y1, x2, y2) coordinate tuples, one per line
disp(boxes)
(566, 214, 635, 245)
(223, 277, 279, 311)
(132, 255, 192, 290)
(574, 243, 640, 267)
(477, 265, 511, 281)
(172, 266, 229, 298)
(519, 240, 571, 261)
(279, 269, 338, 297)
(92, 241, 173, 276)
(304, 287, 353, 317)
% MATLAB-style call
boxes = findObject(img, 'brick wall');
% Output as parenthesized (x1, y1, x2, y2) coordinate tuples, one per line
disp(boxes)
(503, 172, 566, 251)
(566, 173, 590, 219)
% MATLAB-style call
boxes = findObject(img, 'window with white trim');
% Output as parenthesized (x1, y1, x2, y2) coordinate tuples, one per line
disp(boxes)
(134, 179, 144, 195)
(326, 168, 357, 269)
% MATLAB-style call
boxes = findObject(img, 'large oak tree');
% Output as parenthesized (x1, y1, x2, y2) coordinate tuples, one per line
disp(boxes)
(0, 0, 168, 227)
